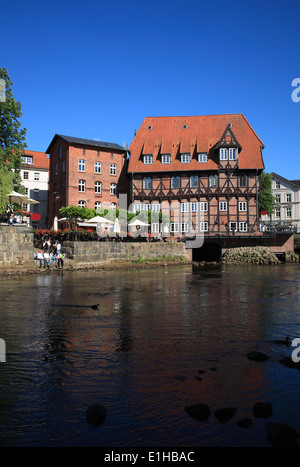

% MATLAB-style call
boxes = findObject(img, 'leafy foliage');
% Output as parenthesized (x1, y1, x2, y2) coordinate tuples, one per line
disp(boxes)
(259, 171, 275, 215)
(0, 68, 27, 207)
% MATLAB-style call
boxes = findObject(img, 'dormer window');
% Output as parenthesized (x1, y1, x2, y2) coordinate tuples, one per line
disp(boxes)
(229, 148, 238, 160)
(181, 153, 191, 163)
(143, 154, 153, 164)
(198, 153, 207, 163)
(161, 154, 171, 164)
(220, 148, 228, 160)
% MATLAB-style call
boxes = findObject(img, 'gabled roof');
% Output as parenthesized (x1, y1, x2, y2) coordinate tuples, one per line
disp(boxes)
(271, 172, 300, 189)
(22, 150, 49, 170)
(128, 114, 265, 173)
(46, 134, 126, 154)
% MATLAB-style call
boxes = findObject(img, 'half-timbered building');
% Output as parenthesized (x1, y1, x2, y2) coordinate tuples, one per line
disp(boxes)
(127, 114, 265, 237)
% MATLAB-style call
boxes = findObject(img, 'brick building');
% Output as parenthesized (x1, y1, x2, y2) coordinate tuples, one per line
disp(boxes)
(46, 134, 128, 227)
(20, 149, 50, 228)
(127, 114, 265, 237)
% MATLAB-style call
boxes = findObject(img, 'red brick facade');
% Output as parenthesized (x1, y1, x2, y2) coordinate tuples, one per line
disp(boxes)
(46, 135, 128, 227)
(127, 114, 265, 236)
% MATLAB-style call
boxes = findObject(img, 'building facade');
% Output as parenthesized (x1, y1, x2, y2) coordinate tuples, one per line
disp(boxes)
(127, 114, 265, 237)
(266, 173, 300, 231)
(20, 150, 50, 229)
(46, 134, 128, 227)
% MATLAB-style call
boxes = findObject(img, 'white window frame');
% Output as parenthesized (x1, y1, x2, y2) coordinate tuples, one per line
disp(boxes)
(239, 201, 247, 211)
(200, 222, 208, 232)
(229, 148, 237, 160)
(170, 223, 179, 233)
(94, 161, 101, 173)
(286, 193, 292, 202)
(181, 202, 189, 212)
(190, 202, 198, 212)
(220, 148, 228, 160)
(239, 222, 247, 232)
(78, 200, 86, 208)
(275, 194, 281, 203)
(110, 203, 117, 210)
(275, 208, 281, 218)
(23, 171, 29, 180)
(181, 222, 189, 233)
(200, 202, 208, 212)
(286, 207, 292, 218)
(229, 222, 237, 232)
(110, 164, 117, 176)
(152, 203, 160, 212)
(143, 204, 151, 211)
(110, 183, 117, 195)
(78, 159, 85, 172)
(143, 154, 153, 165)
(78, 179, 86, 192)
(22, 156, 33, 165)
(95, 201, 102, 210)
(95, 181, 102, 194)
(34, 172, 40, 180)
(161, 154, 171, 164)
(275, 181, 281, 189)
(151, 223, 160, 233)
(181, 153, 191, 163)
(198, 153, 208, 163)
(209, 175, 218, 187)
(133, 203, 141, 213)
(219, 201, 227, 211)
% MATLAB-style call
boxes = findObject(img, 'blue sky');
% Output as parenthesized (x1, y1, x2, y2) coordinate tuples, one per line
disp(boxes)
(1, 0, 300, 179)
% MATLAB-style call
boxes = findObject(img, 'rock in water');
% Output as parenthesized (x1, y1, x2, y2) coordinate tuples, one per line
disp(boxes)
(266, 422, 298, 447)
(185, 404, 210, 421)
(253, 402, 273, 419)
(247, 351, 269, 362)
(214, 407, 237, 423)
(86, 404, 107, 426)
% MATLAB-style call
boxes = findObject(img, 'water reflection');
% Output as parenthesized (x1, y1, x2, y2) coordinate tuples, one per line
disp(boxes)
(0, 264, 299, 446)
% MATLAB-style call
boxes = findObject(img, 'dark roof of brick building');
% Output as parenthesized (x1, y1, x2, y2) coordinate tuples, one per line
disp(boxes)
(46, 134, 126, 153)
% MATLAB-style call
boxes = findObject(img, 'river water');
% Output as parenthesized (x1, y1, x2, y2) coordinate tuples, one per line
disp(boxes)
(0, 263, 299, 447)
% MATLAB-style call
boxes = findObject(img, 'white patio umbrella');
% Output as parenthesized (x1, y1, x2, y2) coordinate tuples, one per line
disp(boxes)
(129, 218, 150, 227)
(8, 191, 40, 205)
(86, 216, 114, 224)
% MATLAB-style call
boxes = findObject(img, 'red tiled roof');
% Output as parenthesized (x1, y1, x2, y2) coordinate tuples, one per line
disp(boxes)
(23, 150, 50, 170)
(128, 114, 265, 173)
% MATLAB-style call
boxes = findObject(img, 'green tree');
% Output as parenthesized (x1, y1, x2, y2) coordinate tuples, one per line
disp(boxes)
(259, 171, 275, 215)
(0, 68, 27, 201)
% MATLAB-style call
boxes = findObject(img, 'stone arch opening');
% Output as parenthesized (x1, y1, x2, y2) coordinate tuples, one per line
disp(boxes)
(192, 242, 222, 262)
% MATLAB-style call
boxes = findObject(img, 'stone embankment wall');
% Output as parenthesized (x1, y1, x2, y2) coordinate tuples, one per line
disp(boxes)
(0, 225, 35, 270)
(63, 240, 192, 268)
(221, 246, 281, 265)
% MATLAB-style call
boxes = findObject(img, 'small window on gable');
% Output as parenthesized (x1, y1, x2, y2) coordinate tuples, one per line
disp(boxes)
(161, 154, 171, 164)
(198, 153, 207, 163)
(143, 154, 153, 164)
(181, 153, 191, 163)
(229, 148, 238, 160)
(220, 148, 228, 160)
